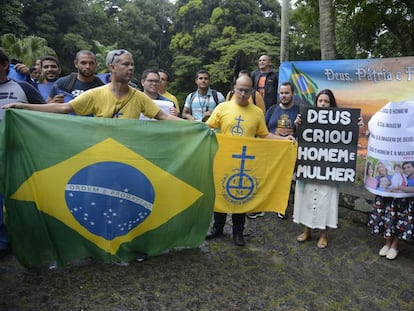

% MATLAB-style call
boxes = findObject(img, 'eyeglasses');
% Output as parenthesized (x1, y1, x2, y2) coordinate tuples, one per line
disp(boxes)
(145, 79, 160, 84)
(235, 88, 251, 95)
(109, 50, 127, 65)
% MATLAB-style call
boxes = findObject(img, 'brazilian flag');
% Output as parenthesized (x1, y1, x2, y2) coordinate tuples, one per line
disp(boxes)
(0, 110, 217, 268)
(290, 63, 318, 106)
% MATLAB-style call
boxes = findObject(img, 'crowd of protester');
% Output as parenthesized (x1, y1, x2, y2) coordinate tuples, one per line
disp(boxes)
(1, 47, 412, 262)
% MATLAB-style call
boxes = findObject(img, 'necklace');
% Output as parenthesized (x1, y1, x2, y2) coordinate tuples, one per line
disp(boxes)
(197, 93, 209, 112)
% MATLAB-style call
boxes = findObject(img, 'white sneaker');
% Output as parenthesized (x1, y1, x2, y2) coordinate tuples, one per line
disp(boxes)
(379, 245, 390, 257)
(386, 248, 399, 260)
(246, 212, 264, 219)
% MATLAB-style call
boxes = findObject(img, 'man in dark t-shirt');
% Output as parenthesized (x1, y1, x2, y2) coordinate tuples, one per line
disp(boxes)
(47, 50, 103, 103)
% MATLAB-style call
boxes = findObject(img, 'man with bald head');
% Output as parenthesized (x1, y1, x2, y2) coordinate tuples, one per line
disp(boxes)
(251, 54, 279, 111)
(205, 75, 293, 246)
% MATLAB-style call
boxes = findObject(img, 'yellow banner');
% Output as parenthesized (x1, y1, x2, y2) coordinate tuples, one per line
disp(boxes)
(213, 134, 298, 214)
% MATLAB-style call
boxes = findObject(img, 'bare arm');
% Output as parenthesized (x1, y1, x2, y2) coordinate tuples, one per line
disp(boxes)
(2, 102, 74, 114)
(391, 186, 414, 193)
(181, 107, 195, 121)
(154, 109, 182, 121)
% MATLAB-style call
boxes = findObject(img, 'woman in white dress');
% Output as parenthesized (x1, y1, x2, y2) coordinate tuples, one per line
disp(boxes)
(293, 89, 362, 248)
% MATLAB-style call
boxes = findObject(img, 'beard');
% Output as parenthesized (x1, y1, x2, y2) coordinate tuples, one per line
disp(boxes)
(79, 70, 94, 78)
(280, 98, 292, 107)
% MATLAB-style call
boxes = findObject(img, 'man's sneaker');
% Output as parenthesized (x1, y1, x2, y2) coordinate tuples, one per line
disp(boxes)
(277, 212, 288, 220)
(136, 253, 149, 262)
(246, 212, 265, 219)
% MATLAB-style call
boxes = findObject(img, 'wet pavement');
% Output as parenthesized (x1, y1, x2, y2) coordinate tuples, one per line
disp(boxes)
(1, 203, 414, 311)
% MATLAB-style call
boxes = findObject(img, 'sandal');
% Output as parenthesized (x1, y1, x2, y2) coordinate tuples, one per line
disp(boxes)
(297, 229, 311, 242)
(317, 235, 328, 249)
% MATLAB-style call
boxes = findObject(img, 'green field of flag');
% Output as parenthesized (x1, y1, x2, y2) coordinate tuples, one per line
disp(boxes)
(0, 110, 217, 268)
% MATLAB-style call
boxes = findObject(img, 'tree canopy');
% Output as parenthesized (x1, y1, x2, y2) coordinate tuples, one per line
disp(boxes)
(1, 0, 412, 98)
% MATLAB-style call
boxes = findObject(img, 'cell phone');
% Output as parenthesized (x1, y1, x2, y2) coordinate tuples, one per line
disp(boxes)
(11, 58, 22, 65)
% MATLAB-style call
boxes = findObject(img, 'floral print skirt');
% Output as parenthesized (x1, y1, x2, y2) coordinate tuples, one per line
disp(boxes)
(368, 195, 414, 241)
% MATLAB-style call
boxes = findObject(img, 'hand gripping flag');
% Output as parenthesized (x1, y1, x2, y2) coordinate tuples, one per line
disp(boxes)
(0, 110, 217, 267)
(213, 134, 298, 214)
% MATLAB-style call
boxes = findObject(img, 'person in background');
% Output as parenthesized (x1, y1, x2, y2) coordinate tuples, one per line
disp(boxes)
(47, 50, 104, 103)
(2, 49, 180, 122)
(141, 69, 178, 117)
(293, 89, 364, 249)
(369, 160, 414, 260)
(254, 81, 299, 220)
(226, 70, 265, 113)
(251, 54, 279, 111)
(29, 66, 40, 85)
(0, 47, 45, 257)
(37, 55, 61, 100)
(158, 69, 180, 114)
(182, 69, 225, 122)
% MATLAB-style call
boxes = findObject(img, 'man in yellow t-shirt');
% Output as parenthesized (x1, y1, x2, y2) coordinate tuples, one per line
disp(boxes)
(158, 69, 180, 113)
(205, 75, 293, 246)
(3, 50, 180, 121)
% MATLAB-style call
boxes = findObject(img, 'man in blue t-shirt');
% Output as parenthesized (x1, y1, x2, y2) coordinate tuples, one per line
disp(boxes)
(265, 81, 299, 138)
(250, 81, 299, 220)
(37, 55, 61, 100)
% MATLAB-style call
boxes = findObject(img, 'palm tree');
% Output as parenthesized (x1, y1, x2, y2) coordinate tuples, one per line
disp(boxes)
(0, 33, 56, 66)
(318, 0, 336, 59)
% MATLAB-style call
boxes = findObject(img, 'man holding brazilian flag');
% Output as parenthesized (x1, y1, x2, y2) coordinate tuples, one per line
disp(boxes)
(0, 109, 217, 267)
(0, 49, 296, 268)
(0, 108, 296, 268)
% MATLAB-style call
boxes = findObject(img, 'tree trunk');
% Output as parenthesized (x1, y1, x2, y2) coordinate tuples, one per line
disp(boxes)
(319, 0, 337, 60)
(280, 0, 290, 62)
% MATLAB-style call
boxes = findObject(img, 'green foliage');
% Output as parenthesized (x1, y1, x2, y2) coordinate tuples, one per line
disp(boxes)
(170, 0, 281, 96)
(93, 40, 118, 73)
(0, 0, 27, 35)
(0, 34, 56, 66)
(1, 0, 413, 98)
(170, 33, 194, 51)
(336, 0, 414, 58)
(289, 0, 321, 60)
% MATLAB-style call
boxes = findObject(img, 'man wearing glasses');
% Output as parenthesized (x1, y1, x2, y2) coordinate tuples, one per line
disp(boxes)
(3, 50, 180, 121)
(204, 75, 294, 246)
(140, 69, 178, 118)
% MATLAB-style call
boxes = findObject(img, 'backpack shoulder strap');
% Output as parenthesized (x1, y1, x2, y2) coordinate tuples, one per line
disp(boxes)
(211, 89, 219, 106)
(188, 91, 197, 114)
(62, 72, 78, 93)
(93, 76, 105, 87)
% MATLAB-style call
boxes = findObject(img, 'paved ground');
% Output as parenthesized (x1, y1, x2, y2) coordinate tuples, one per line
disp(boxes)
(1, 204, 414, 311)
